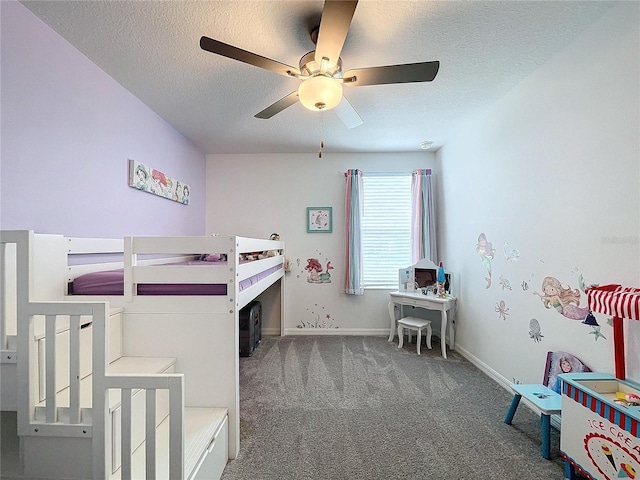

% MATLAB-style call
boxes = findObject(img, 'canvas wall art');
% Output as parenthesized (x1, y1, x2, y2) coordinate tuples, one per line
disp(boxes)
(128, 159, 190, 204)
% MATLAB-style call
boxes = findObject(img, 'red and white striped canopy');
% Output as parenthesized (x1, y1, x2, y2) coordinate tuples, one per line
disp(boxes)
(586, 284, 640, 321)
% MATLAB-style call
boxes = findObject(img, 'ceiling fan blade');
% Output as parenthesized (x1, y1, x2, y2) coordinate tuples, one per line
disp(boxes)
(314, 0, 358, 68)
(254, 91, 299, 119)
(344, 61, 440, 87)
(200, 36, 301, 77)
(334, 96, 363, 129)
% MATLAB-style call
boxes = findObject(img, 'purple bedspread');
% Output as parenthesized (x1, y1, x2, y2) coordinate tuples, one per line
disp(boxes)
(71, 261, 282, 296)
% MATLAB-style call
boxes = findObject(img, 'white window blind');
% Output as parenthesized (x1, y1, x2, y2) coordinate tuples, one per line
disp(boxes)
(362, 174, 412, 288)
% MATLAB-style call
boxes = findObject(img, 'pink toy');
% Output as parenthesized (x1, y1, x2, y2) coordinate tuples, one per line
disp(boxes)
(625, 393, 640, 404)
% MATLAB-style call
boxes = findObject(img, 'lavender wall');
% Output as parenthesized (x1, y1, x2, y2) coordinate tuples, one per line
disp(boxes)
(0, 2, 206, 238)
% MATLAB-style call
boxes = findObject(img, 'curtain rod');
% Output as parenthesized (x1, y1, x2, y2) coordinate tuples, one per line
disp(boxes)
(340, 169, 431, 176)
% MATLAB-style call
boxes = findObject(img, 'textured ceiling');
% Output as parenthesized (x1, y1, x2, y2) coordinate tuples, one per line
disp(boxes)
(20, 1, 616, 154)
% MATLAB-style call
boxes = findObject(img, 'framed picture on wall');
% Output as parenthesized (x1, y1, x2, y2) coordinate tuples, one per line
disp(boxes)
(307, 207, 332, 233)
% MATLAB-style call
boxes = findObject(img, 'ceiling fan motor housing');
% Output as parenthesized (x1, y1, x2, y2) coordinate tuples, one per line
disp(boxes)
(299, 51, 343, 78)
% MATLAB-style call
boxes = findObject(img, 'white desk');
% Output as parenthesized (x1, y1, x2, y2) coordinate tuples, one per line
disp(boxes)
(388, 291, 456, 359)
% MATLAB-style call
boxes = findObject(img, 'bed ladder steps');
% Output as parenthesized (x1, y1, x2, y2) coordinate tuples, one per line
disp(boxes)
(110, 407, 228, 480)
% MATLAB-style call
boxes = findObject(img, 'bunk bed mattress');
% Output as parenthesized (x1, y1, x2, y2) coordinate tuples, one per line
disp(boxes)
(70, 261, 282, 296)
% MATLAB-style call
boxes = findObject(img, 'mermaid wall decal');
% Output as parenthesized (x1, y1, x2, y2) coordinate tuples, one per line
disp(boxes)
(475, 233, 495, 289)
(534, 276, 597, 325)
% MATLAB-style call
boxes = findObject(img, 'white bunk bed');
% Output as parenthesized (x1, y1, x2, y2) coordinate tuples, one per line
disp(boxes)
(0, 231, 285, 480)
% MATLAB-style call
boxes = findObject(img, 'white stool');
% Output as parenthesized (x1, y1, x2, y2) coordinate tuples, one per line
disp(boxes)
(397, 317, 432, 355)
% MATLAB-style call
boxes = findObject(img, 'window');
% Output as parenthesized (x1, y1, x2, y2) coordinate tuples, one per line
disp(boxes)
(361, 174, 412, 288)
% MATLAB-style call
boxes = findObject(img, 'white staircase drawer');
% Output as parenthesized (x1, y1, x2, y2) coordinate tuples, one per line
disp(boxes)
(191, 414, 228, 480)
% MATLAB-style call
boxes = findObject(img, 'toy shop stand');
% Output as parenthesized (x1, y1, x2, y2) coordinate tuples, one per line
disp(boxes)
(560, 284, 640, 480)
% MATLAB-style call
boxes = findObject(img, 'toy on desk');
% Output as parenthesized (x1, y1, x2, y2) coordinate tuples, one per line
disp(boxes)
(436, 262, 447, 298)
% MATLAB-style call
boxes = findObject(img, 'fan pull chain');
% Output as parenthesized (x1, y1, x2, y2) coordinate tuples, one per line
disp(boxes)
(319, 114, 325, 158)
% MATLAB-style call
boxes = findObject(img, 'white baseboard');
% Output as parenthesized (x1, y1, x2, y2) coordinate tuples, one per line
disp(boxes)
(454, 343, 562, 430)
(283, 328, 389, 336)
(262, 328, 281, 337)
(453, 344, 513, 392)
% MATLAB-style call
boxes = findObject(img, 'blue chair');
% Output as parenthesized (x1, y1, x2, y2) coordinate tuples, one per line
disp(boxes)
(504, 351, 590, 460)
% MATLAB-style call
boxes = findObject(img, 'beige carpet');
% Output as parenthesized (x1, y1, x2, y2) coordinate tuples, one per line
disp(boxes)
(221, 335, 569, 480)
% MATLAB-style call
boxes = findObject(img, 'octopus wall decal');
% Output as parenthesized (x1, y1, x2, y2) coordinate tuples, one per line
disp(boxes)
(528, 318, 544, 342)
(495, 300, 510, 321)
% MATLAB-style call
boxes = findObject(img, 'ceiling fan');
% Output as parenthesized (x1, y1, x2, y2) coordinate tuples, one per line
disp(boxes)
(199, 0, 439, 129)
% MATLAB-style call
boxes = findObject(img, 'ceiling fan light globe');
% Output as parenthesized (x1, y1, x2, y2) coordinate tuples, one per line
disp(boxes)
(298, 76, 343, 112)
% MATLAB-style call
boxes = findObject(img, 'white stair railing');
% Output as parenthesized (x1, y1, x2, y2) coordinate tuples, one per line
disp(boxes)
(1, 231, 32, 414)
(89, 297, 186, 479)
(19, 300, 185, 480)
(1, 239, 8, 350)
(1, 230, 32, 352)
(18, 301, 107, 438)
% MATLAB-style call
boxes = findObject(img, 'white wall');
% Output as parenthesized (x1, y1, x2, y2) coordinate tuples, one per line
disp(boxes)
(438, 2, 640, 386)
(206, 152, 435, 334)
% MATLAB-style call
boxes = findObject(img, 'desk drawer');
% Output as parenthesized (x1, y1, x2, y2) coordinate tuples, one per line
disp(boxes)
(404, 298, 440, 309)
(404, 298, 425, 307)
